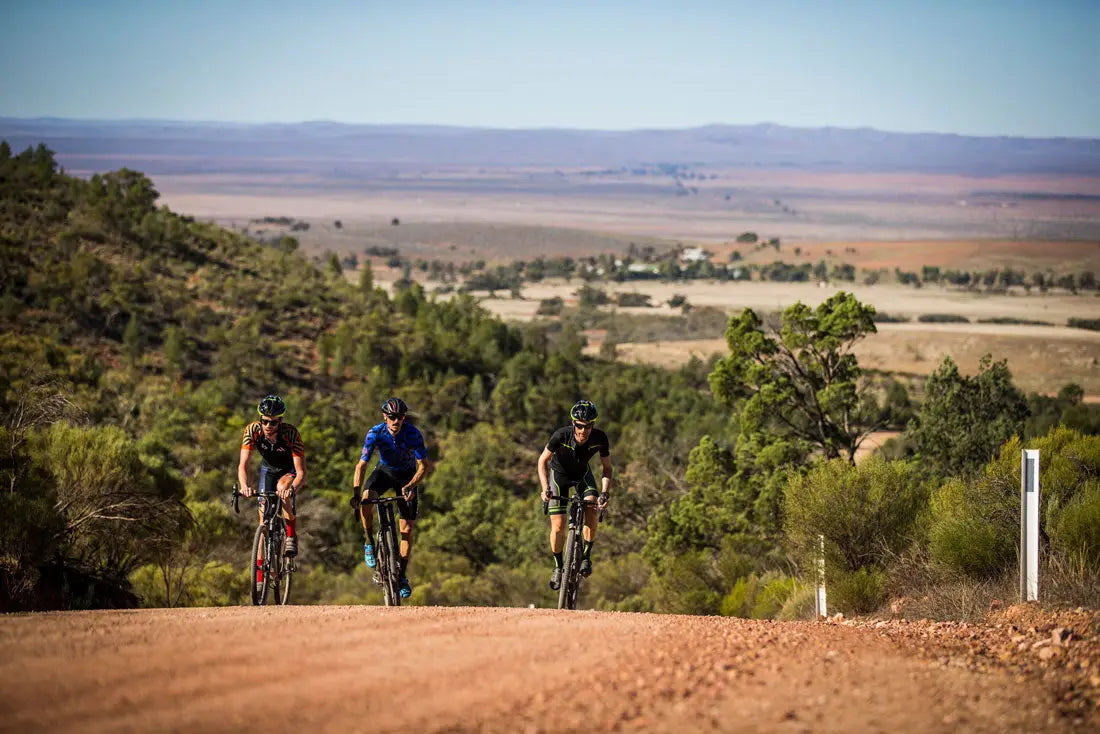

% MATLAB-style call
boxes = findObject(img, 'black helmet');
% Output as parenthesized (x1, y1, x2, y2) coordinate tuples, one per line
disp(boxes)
(258, 394, 286, 417)
(381, 397, 408, 418)
(570, 400, 598, 423)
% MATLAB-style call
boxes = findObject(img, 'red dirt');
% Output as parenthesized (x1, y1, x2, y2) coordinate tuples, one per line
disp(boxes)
(1, 605, 1094, 732)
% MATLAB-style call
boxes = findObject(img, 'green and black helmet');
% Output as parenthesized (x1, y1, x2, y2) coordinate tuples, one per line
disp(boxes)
(570, 400, 598, 423)
(257, 394, 286, 417)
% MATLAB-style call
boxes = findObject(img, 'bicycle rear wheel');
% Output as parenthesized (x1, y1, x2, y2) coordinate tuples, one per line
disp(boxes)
(250, 524, 270, 606)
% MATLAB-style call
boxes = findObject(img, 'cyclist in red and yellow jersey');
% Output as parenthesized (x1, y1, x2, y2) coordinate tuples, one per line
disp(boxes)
(238, 395, 307, 556)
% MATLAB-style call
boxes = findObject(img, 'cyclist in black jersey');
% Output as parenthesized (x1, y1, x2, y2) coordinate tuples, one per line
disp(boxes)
(537, 400, 612, 590)
(237, 395, 307, 557)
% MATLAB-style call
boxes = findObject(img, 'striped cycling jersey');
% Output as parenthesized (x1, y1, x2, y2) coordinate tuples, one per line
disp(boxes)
(241, 421, 305, 470)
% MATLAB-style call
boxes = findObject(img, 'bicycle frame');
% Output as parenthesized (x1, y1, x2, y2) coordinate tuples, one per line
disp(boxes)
(234, 486, 294, 606)
(544, 493, 600, 610)
(359, 495, 404, 607)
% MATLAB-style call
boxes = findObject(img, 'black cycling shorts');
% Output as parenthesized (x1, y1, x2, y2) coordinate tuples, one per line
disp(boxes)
(258, 462, 297, 514)
(547, 468, 598, 516)
(365, 465, 419, 521)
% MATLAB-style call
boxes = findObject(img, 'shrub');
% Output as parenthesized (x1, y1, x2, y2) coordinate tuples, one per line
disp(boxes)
(917, 313, 969, 323)
(784, 457, 928, 573)
(1050, 484, 1100, 570)
(977, 317, 1052, 326)
(535, 297, 564, 316)
(1068, 317, 1100, 331)
(872, 312, 909, 323)
(927, 428, 1100, 579)
(718, 572, 803, 619)
(667, 294, 688, 309)
(830, 567, 887, 614)
(615, 292, 652, 308)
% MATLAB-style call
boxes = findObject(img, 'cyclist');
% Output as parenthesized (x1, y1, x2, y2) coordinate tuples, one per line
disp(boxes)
(537, 400, 612, 590)
(351, 397, 428, 599)
(238, 394, 306, 557)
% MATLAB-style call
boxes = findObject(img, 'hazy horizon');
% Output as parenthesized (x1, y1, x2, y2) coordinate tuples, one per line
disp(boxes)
(1, 1, 1097, 138)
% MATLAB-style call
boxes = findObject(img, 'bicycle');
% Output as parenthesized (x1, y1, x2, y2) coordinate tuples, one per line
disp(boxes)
(544, 492, 603, 610)
(358, 495, 404, 607)
(234, 484, 295, 606)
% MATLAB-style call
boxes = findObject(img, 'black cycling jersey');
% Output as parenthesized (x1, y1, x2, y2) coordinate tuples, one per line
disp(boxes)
(546, 425, 610, 480)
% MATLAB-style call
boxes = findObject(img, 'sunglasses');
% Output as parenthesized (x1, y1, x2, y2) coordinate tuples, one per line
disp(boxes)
(573, 421, 593, 430)
(260, 417, 282, 426)
(384, 414, 406, 422)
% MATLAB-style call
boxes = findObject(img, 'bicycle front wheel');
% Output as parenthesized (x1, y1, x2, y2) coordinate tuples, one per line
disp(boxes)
(381, 525, 401, 607)
(558, 527, 578, 610)
(250, 524, 270, 606)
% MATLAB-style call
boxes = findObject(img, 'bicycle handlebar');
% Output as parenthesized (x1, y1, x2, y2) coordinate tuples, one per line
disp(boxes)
(233, 484, 281, 514)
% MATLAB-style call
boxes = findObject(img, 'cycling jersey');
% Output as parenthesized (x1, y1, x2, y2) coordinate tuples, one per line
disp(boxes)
(546, 425, 610, 480)
(360, 422, 427, 472)
(241, 421, 305, 471)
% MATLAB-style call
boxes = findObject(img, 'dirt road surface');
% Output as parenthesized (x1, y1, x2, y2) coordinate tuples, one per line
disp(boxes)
(1, 606, 1093, 733)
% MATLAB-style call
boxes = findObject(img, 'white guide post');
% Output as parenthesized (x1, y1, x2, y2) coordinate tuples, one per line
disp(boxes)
(815, 534, 827, 618)
(1019, 449, 1040, 602)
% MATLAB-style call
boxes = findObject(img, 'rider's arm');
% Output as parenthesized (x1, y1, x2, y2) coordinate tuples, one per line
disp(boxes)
(238, 448, 253, 495)
(401, 457, 427, 496)
(291, 453, 307, 491)
(352, 458, 369, 491)
(599, 454, 614, 494)
(537, 447, 553, 497)
(353, 429, 377, 492)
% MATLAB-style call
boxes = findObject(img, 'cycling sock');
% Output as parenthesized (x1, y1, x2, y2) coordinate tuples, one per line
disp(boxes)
(286, 518, 297, 537)
(553, 552, 563, 569)
(583, 541, 593, 561)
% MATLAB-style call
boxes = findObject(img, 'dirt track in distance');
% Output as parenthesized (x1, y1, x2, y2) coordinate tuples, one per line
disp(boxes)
(0, 606, 1090, 733)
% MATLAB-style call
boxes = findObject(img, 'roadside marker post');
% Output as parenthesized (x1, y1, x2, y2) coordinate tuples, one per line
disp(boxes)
(815, 534, 827, 618)
(1019, 449, 1040, 602)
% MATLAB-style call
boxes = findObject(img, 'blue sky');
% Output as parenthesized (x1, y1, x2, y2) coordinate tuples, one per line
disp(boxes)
(1, 0, 1097, 137)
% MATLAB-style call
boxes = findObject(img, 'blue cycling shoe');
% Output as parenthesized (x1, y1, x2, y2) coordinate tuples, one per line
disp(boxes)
(398, 576, 413, 598)
(363, 543, 376, 568)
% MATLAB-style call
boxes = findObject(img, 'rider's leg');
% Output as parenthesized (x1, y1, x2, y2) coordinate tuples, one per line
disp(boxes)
(580, 483, 600, 573)
(278, 474, 297, 535)
(398, 518, 414, 573)
(359, 489, 377, 540)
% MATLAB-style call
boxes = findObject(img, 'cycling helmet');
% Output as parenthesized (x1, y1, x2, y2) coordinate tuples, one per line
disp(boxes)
(570, 400, 599, 423)
(381, 397, 409, 418)
(258, 394, 286, 417)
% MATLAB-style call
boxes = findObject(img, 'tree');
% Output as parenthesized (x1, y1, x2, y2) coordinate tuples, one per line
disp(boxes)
(907, 355, 1029, 477)
(358, 261, 373, 292)
(708, 292, 881, 462)
(123, 314, 141, 365)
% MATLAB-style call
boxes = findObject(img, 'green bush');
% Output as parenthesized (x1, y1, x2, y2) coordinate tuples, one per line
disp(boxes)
(928, 427, 1100, 579)
(1067, 317, 1100, 331)
(615, 292, 652, 308)
(718, 571, 802, 619)
(777, 583, 817, 620)
(830, 567, 887, 614)
(783, 456, 928, 572)
(1051, 484, 1100, 569)
(917, 313, 969, 323)
(535, 297, 563, 316)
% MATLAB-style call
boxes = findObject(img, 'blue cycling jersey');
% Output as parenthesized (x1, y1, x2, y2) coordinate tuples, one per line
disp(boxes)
(360, 422, 427, 472)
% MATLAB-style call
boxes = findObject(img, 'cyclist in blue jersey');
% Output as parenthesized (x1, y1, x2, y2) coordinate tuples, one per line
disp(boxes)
(351, 397, 428, 599)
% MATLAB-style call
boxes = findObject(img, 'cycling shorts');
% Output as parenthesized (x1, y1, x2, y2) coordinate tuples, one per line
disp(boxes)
(365, 465, 419, 521)
(547, 468, 598, 516)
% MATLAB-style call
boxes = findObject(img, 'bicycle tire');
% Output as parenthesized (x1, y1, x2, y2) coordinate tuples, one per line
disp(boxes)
(250, 524, 270, 606)
(275, 525, 293, 606)
(558, 526, 577, 610)
(382, 524, 401, 607)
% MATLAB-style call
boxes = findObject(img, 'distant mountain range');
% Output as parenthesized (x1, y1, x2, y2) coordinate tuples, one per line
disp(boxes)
(1, 117, 1098, 176)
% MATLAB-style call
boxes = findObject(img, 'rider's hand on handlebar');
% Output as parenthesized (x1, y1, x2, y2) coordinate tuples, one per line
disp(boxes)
(598, 491, 610, 509)
(401, 486, 415, 501)
(239, 484, 253, 498)
(349, 492, 361, 509)
(276, 483, 292, 499)
(541, 486, 552, 503)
